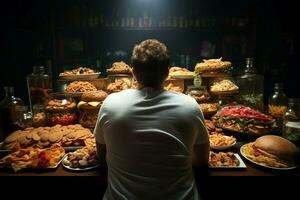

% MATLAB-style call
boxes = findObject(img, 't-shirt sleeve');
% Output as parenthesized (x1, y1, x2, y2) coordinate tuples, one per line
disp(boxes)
(193, 105, 209, 145)
(93, 100, 109, 145)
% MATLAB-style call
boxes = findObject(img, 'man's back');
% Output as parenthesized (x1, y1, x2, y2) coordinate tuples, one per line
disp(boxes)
(95, 88, 208, 200)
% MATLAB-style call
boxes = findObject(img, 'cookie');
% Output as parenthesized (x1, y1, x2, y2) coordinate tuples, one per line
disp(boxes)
(4, 130, 22, 144)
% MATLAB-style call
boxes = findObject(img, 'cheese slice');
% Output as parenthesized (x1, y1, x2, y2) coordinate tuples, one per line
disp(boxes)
(77, 101, 87, 109)
(88, 101, 101, 107)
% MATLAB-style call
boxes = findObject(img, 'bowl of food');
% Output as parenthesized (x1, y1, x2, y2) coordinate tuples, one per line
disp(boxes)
(209, 134, 237, 150)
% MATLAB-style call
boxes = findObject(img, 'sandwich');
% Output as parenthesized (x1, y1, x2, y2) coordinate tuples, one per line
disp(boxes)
(77, 90, 108, 128)
(212, 105, 275, 136)
(241, 135, 299, 168)
(77, 90, 108, 110)
(195, 57, 232, 77)
(168, 66, 195, 77)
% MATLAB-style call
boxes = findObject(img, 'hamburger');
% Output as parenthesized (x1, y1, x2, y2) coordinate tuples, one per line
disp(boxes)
(77, 90, 108, 128)
(241, 135, 299, 168)
(77, 90, 108, 110)
(195, 57, 232, 77)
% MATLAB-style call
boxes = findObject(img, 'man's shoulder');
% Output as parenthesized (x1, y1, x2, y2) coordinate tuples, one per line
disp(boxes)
(106, 89, 137, 99)
(102, 89, 137, 106)
(166, 91, 198, 104)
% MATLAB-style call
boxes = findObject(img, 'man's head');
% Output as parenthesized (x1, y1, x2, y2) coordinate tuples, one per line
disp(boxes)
(131, 39, 170, 88)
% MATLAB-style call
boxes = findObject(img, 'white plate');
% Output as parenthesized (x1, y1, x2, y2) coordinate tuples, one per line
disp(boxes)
(209, 153, 247, 169)
(240, 144, 298, 170)
(210, 136, 237, 150)
(61, 154, 101, 171)
(59, 73, 100, 80)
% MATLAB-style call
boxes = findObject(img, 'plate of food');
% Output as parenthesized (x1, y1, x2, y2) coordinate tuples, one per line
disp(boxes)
(60, 73, 101, 80)
(209, 151, 246, 169)
(199, 103, 219, 118)
(168, 66, 195, 79)
(209, 134, 237, 150)
(195, 57, 232, 78)
(59, 67, 100, 80)
(0, 144, 65, 172)
(62, 146, 101, 171)
(209, 78, 239, 95)
(212, 105, 275, 137)
(106, 61, 132, 74)
(240, 135, 299, 170)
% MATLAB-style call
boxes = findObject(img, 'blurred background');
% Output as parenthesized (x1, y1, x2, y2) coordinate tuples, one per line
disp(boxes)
(0, 0, 298, 104)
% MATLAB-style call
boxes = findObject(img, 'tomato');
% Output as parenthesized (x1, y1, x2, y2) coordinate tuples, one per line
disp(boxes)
(48, 113, 78, 126)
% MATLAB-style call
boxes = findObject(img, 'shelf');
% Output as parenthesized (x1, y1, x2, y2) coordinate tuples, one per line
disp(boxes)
(55, 25, 253, 35)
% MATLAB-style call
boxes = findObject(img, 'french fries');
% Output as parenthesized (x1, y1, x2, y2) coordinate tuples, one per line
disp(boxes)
(209, 134, 236, 147)
(241, 143, 292, 168)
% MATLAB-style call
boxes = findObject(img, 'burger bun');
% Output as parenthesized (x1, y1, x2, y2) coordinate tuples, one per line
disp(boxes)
(253, 135, 299, 163)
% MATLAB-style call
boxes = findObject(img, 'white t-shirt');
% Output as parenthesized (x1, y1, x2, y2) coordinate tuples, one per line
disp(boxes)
(94, 88, 208, 200)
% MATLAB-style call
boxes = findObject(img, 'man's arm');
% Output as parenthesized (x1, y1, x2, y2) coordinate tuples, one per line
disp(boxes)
(192, 140, 209, 167)
(96, 142, 107, 165)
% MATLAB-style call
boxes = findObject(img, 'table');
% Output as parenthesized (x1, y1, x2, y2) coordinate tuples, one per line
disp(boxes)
(0, 159, 299, 200)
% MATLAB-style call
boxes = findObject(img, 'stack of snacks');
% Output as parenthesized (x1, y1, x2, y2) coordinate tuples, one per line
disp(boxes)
(0, 124, 94, 150)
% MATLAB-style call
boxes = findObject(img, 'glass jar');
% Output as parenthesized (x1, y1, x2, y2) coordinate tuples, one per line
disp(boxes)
(268, 83, 288, 133)
(235, 58, 264, 110)
(186, 86, 210, 103)
(193, 73, 202, 87)
(0, 87, 24, 135)
(45, 93, 77, 126)
(283, 98, 300, 146)
(27, 66, 53, 112)
(13, 105, 32, 130)
(32, 105, 47, 127)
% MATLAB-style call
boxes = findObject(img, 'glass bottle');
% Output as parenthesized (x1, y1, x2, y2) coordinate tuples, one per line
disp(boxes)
(27, 66, 53, 113)
(283, 98, 300, 146)
(268, 83, 288, 133)
(0, 87, 24, 135)
(13, 105, 32, 130)
(235, 58, 264, 110)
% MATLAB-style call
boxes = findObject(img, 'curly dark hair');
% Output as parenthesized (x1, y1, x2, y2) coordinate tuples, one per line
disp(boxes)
(131, 39, 170, 87)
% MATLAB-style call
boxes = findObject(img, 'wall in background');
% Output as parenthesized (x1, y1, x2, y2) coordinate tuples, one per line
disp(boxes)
(0, 0, 298, 104)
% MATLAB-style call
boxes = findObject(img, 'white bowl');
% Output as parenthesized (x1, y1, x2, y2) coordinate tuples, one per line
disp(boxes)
(210, 135, 237, 150)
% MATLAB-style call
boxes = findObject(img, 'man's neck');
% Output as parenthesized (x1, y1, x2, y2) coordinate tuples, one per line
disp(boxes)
(137, 83, 163, 90)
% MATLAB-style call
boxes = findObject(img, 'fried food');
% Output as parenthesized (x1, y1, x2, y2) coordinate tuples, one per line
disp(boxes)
(65, 81, 97, 93)
(205, 120, 224, 135)
(209, 134, 236, 147)
(61, 67, 96, 76)
(107, 61, 132, 74)
(107, 79, 131, 93)
(164, 83, 184, 93)
(0, 144, 65, 172)
(209, 151, 240, 167)
(210, 79, 239, 94)
(199, 103, 218, 115)
(268, 105, 288, 118)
